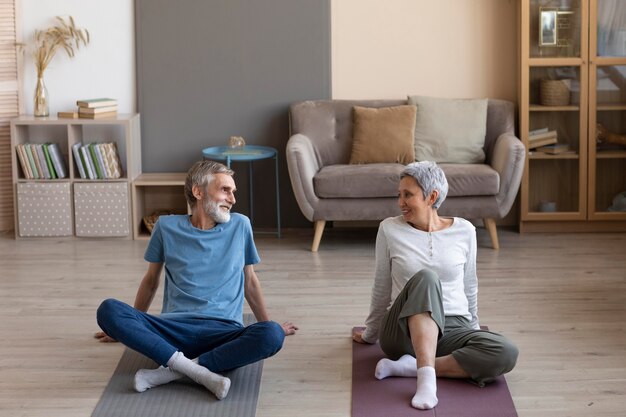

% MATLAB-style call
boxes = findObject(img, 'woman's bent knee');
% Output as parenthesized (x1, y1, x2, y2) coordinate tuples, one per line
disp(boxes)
(498, 338, 519, 374)
(407, 269, 439, 289)
(480, 336, 519, 379)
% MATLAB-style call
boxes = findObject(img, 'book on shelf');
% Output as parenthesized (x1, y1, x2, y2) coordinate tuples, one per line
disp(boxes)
(30, 144, 46, 179)
(80, 145, 96, 179)
(71, 142, 87, 179)
(528, 131, 558, 149)
(24, 144, 39, 179)
(78, 105, 118, 115)
(15, 145, 32, 179)
(87, 144, 104, 179)
(35, 145, 51, 179)
(58, 111, 79, 119)
(78, 111, 118, 119)
(76, 98, 117, 108)
(529, 127, 550, 136)
(529, 129, 557, 141)
(535, 143, 573, 154)
(103, 142, 123, 178)
(97, 144, 114, 178)
(92, 143, 108, 179)
(47, 143, 67, 178)
(42, 144, 57, 179)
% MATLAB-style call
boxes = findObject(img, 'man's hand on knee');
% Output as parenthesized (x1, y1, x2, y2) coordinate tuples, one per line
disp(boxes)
(94, 330, 117, 343)
(281, 321, 298, 336)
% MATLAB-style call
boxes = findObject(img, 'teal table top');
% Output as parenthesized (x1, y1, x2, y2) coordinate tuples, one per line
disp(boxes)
(202, 145, 277, 162)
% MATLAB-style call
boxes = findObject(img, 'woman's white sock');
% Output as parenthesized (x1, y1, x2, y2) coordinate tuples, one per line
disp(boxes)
(166, 351, 231, 400)
(374, 354, 417, 379)
(134, 365, 184, 392)
(411, 366, 438, 410)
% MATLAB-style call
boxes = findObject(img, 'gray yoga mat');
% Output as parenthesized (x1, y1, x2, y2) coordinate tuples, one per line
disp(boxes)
(92, 315, 263, 417)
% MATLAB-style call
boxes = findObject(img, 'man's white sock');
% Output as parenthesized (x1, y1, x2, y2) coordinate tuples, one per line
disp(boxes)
(166, 351, 231, 400)
(134, 365, 184, 392)
(375, 354, 417, 379)
(411, 366, 438, 410)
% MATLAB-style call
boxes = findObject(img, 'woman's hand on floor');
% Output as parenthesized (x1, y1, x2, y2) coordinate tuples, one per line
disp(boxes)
(352, 328, 370, 344)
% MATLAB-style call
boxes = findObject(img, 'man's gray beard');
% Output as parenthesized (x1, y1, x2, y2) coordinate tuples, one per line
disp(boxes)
(204, 199, 231, 224)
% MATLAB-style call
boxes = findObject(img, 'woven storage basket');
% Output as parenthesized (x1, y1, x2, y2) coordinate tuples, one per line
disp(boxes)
(540, 79, 570, 106)
(143, 210, 172, 234)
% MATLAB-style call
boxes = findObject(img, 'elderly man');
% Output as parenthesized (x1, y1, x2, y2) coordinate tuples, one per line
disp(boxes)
(95, 160, 297, 400)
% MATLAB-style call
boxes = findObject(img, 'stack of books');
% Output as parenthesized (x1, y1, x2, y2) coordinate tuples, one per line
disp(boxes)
(528, 128, 558, 149)
(77, 98, 118, 119)
(15, 143, 67, 179)
(72, 142, 123, 179)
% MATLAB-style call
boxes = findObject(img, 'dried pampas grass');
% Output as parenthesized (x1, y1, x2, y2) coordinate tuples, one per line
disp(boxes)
(33, 16, 89, 77)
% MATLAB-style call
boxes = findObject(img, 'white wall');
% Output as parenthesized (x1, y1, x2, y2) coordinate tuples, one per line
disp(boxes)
(331, 0, 518, 101)
(20, 0, 135, 115)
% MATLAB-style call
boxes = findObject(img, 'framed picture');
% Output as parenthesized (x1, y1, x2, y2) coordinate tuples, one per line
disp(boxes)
(539, 7, 575, 48)
(540, 9, 557, 46)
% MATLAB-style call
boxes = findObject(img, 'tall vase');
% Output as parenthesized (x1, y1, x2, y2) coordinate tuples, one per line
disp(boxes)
(34, 75, 49, 117)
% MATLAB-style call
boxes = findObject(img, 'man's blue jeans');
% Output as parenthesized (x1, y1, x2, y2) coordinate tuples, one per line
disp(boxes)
(97, 298, 285, 373)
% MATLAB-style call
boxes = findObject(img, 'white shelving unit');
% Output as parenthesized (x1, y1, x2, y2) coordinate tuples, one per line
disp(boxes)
(10, 114, 141, 238)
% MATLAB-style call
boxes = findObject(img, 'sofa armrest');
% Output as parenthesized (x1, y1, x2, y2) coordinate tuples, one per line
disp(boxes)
(490, 133, 526, 218)
(286, 133, 322, 221)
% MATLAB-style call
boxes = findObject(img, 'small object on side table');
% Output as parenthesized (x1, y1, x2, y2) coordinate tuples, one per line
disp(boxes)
(228, 136, 246, 149)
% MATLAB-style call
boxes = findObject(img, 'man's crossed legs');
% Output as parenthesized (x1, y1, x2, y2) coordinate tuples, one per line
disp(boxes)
(97, 298, 284, 399)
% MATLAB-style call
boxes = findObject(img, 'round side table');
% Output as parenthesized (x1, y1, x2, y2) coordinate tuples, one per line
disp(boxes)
(202, 145, 280, 237)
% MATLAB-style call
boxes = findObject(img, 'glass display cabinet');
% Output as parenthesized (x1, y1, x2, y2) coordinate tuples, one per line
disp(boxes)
(520, 0, 626, 232)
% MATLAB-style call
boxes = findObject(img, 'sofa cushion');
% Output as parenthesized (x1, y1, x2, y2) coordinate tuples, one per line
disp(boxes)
(349, 105, 416, 165)
(440, 164, 499, 197)
(314, 164, 405, 198)
(314, 163, 499, 199)
(408, 95, 488, 164)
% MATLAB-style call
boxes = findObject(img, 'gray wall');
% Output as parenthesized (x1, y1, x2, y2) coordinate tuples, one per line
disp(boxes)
(135, 0, 330, 227)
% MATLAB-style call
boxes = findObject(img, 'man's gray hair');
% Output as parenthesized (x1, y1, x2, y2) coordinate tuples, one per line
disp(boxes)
(184, 160, 234, 209)
(401, 161, 448, 209)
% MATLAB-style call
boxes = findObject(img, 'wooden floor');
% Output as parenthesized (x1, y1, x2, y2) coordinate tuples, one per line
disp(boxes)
(0, 226, 625, 417)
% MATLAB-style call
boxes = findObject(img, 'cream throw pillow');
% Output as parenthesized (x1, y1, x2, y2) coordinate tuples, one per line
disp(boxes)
(408, 95, 488, 163)
(349, 105, 416, 165)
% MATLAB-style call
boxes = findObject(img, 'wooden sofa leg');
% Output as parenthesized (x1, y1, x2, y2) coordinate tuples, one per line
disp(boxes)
(311, 220, 326, 252)
(483, 218, 499, 250)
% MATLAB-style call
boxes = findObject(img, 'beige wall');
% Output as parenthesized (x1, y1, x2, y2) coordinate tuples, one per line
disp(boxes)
(331, 0, 518, 101)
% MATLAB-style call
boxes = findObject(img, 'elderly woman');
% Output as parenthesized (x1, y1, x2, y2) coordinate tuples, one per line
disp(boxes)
(352, 161, 518, 410)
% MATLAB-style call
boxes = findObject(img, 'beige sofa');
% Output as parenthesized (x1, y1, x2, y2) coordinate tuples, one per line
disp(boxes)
(286, 99, 525, 252)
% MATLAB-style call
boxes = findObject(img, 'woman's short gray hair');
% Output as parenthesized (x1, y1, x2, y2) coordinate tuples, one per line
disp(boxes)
(184, 160, 234, 209)
(401, 161, 448, 209)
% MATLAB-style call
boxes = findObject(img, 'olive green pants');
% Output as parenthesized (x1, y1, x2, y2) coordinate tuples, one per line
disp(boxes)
(379, 269, 518, 386)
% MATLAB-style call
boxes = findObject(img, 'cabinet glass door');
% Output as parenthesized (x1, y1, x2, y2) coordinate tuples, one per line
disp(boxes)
(596, 0, 626, 57)
(588, 1, 626, 219)
(527, 66, 586, 215)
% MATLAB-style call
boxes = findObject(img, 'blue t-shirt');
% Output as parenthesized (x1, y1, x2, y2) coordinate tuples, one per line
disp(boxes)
(144, 213, 260, 325)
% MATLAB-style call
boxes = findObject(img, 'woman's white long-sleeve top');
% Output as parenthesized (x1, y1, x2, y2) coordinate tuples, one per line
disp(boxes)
(361, 216, 479, 343)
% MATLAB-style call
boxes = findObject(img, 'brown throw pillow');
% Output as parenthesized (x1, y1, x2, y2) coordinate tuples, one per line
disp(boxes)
(349, 105, 417, 164)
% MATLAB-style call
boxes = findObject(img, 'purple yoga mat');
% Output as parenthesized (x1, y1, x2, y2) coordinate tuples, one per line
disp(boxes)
(351, 327, 518, 417)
